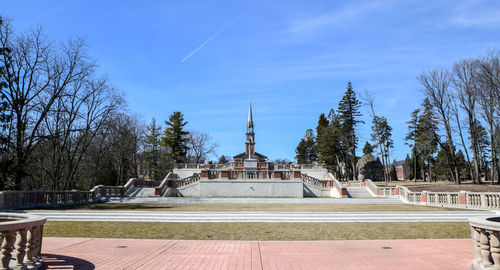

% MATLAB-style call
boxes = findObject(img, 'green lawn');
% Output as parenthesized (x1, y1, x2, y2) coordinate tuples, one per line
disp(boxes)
(44, 221, 471, 240)
(53, 203, 462, 212)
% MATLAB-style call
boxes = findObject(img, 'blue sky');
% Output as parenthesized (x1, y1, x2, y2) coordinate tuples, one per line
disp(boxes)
(3, 0, 500, 161)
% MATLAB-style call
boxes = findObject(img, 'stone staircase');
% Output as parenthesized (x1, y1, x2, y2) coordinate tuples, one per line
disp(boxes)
(347, 187, 373, 198)
(126, 187, 157, 197)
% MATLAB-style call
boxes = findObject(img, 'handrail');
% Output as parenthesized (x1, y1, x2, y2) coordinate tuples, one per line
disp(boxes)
(0, 213, 46, 269)
(155, 172, 174, 196)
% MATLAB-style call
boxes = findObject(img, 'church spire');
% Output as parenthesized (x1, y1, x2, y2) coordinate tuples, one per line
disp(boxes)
(245, 102, 255, 155)
(248, 102, 253, 125)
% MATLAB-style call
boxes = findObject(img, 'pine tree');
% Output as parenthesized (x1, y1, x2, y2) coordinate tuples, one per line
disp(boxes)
(295, 129, 318, 164)
(218, 155, 228, 164)
(415, 98, 439, 182)
(362, 142, 373, 156)
(143, 118, 163, 181)
(162, 112, 189, 164)
(337, 82, 363, 180)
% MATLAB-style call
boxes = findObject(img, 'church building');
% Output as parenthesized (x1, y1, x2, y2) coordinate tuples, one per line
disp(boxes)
(232, 103, 270, 170)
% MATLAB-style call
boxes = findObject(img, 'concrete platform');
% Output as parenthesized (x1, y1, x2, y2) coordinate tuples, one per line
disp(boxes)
(105, 197, 403, 204)
(42, 237, 472, 269)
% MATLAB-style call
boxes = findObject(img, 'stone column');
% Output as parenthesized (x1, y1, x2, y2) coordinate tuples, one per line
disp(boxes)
(24, 226, 38, 267)
(489, 231, 500, 267)
(480, 229, 492, 266)
(0, 230, 15, 270)
(13, 229, 27, 269)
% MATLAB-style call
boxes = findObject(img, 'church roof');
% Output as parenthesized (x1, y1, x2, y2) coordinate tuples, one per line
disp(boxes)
(233, 151, 267, 160)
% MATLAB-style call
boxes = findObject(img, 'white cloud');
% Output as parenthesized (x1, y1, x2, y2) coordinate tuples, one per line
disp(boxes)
(449, 0, 500, 27)
(287, 1, 391, 33)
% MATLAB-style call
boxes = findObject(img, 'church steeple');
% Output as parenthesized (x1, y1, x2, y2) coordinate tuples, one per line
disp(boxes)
(245, 102, 255, 155)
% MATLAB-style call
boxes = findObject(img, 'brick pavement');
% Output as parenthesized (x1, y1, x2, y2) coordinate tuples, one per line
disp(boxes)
(42, 237, 472, 269)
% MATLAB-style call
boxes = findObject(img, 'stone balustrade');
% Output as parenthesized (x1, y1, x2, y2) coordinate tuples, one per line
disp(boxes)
(0, 178, 163, 210)
(365, 179, 500, 210)
(301, 173, 332, 188)
(0, 213, 46, 270)
(201, 170, 301, 180)
(328, 173, 348, 197)
(170, 173, 201, 188)
(469, 216, 500, 269)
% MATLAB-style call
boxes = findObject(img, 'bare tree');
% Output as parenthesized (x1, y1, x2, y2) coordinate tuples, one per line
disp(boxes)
(452, 59, 481, 184)
(477, 53, 500, 183)
(419, 69, 460, 183)
(0, 20, 95, 189)
(186, 131, 218, 164)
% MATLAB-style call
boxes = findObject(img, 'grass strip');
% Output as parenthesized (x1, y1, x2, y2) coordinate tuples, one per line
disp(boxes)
(44, 221, 471, 240)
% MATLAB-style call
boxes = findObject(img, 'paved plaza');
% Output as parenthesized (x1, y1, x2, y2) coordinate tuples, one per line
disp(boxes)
(25, 209, 493, 222)
(42, 237, 472, 269)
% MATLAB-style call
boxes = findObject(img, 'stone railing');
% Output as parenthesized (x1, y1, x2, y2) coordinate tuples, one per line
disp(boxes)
(366, 179, 500, 210)
(174, 163, 233, 170)
(123, 178, 162, 196)
(469, 216, 500, 269)
(301, 173, 332, 188)
(0, 213, 46, 269)
(201, 170, 301, 180)
(155, 172, 174, 196)
(328, 173, 348, 197)
(0, 189, 100, 210)
(347, 181, 364, 188)
(170, 173, 201, 188)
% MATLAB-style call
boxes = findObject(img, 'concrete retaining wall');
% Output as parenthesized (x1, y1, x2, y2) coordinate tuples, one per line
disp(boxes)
(199, 180, 303, 198)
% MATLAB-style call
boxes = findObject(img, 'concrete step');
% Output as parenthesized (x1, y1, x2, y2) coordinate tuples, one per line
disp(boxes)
(347, 187, 373, 198)
(126, 187, 157, 197)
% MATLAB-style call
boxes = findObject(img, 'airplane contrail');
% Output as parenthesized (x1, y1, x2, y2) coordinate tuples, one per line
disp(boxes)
(181, 11, 246, 63)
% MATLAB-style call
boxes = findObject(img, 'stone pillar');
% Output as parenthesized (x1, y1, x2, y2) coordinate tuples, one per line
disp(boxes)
(480, 229, 492, 266)
(490, 231, 500, 267)
(0, 230, 15, 270)
(14, 229, 27, 269)
(24, 226, 37, 267)
(458, 191, 467, 206)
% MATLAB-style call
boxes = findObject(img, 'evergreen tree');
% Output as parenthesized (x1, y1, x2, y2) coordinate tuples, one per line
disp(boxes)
(162, 112, 189, 163)
(362, 142, 373, 155)
(371, 115, 394, 183)
(337, 82, 363, 180)
(405, 108, 420, 181)
(295, 129, 318, 164)
(218, 155, 228, 164)
(143, 118, 163, 181)
(415, 98, 439, 182)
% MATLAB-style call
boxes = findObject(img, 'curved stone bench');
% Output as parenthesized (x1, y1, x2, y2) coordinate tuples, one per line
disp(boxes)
(0, 213, 46, 270)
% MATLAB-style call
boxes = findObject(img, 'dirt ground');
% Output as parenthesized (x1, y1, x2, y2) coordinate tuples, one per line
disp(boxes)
(375, 180, 500, 192)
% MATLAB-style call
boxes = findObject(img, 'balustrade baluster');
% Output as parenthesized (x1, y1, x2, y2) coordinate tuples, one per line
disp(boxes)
(13, 229, 27, 268)
(480, 229, 492, 266)
(0, 230, 15, 269)
(489, 231, 500, 267)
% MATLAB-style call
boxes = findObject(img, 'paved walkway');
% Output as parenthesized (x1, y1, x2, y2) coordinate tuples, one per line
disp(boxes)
(42, 237, 472, 269)
(105, 197, 403, 204)
(25, 209, 494, 222)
